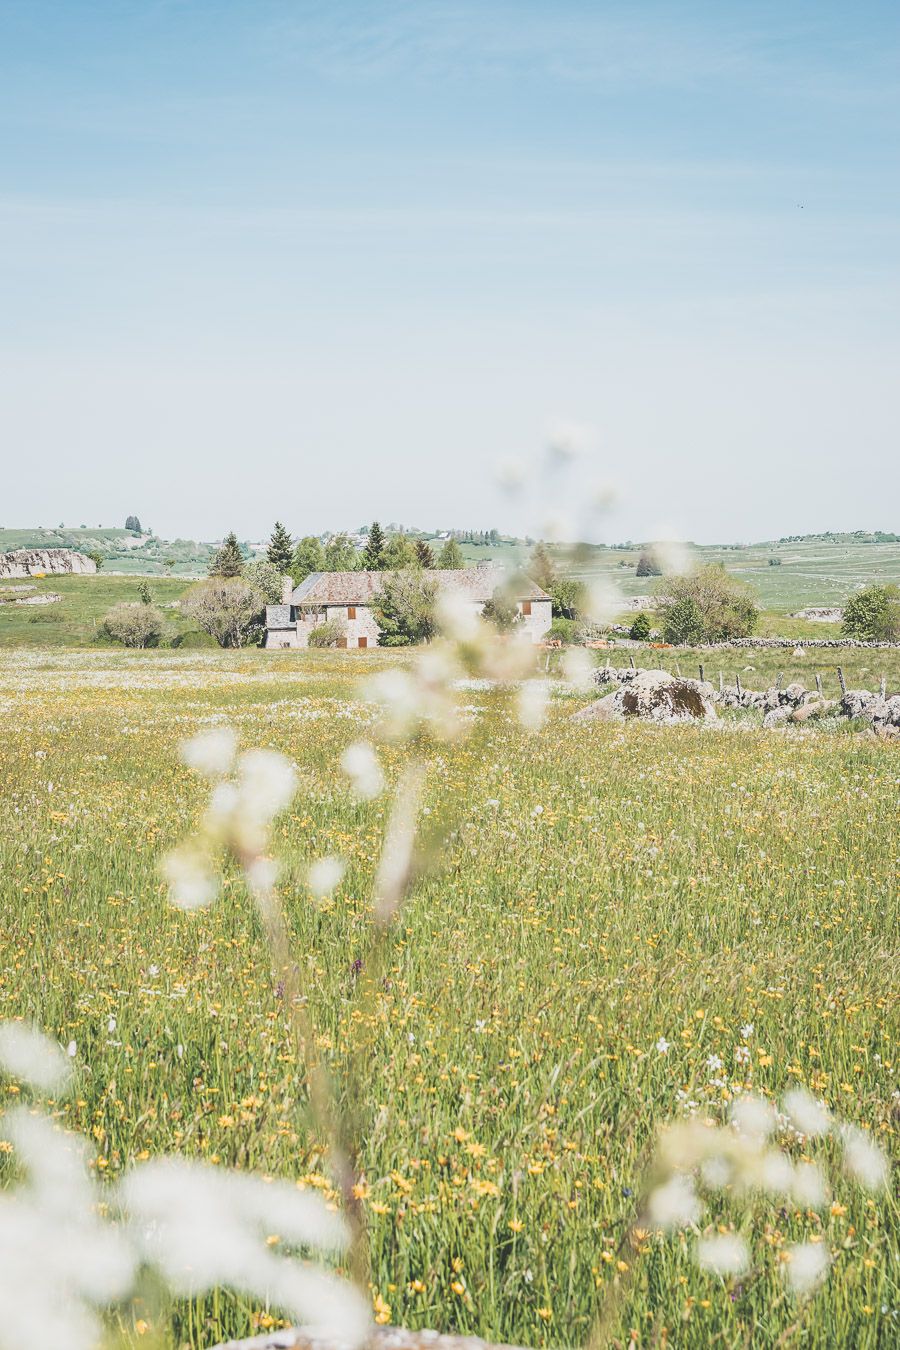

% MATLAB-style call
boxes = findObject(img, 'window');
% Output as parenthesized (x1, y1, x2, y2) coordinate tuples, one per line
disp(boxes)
(347, 606, 356, 620)
(522, 601, 532, 616)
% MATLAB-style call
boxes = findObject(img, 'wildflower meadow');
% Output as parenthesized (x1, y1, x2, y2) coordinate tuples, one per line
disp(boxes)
(0, 644, 896, 1348)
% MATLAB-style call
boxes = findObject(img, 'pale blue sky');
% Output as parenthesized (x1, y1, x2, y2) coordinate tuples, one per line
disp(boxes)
(2, 1, 898, 542)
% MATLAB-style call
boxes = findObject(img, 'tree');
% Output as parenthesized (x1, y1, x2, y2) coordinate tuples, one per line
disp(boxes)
(382, 533, 417, 569)
(209, 531, 244, 578)
(137, 581, 153, 605)
(415, 539, 435, 568)
(163, 557, 176, 575)
(437, 538, 465, 569)
(842, 584, 900, 642)
(362, 521, 386, 570)
(307, 618, 348, 648)
(291, 536, 325, 584)
(549, 577, 586, 619)
(181, 578, 264, 648)
(100, 602, 164, 648)
(373, 569, 438, 645)
(657, 565, 758, 643)
(629, 611, 652, 641)
(243, 558, 284, 604)
(266, 521, 294, 573)
(660, 596, 705, 645)
(482, 587, 521, 632)
(529, 542, 556, 591)
(125, 515, 142, 533)
(87, 551, 104, 571)
(323, 533, 359, 571)
(636, 551, 662, 577)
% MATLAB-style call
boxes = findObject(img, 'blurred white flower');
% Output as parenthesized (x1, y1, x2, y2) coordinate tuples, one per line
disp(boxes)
(516, 680, 549, 732)
(244, 856, 279, 896)
(162, 844, 218, 911)
(652, 538, 692, 577)
(66, 1041, 77, 1059)
(656, 1037, 671, 1054)
(340, 741, 385, 800)
(783, 1241, 829, 1296)
(494, 456, 527, 495)
(791, 1162, 828, 1209)
(0, 1110, 135, 1350)
(308, 856, 346, 900)
(122, 1158, 369, 1345)
(583, 576, 621, 626)
(236, 749, 298, 824)
(647, 1174, 701, 1230)
(783, 1088, 831, 1138)
(740, 1023, 754, 1039)
(545, 419, 594, 465)
(730, 1095, 774, 1144)
(435, 590, 483, 643)
(560, 647, 594, 692)
(0, 1022, 71, 1094)
(179, 727, 237, 779)
(697, 1233, 749, 1276)
(841, 1125, 888, 1192)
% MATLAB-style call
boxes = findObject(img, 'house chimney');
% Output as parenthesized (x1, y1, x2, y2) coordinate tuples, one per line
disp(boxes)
(281, 575, 293, 604)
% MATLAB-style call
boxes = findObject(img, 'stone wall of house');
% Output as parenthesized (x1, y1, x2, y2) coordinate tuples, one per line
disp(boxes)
(517, 598, 553, 643)
(325, 604, 381, 648)
(0, 548, 97, 579)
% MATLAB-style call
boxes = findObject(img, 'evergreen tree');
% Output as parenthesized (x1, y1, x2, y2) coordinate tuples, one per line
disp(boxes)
(125, 514, 142, 533)
(414, 539, 435, 568)
(362, 521, 386, 569)
(266, 521, 294, 573)
(529, 542, 556, 591)
(209, 531, 244, 578)
(292, 536, 325, 583)
(437, 537, 465, 569)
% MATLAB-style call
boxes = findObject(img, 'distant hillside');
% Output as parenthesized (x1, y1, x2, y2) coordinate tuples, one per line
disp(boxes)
(0, 527, 217, 576)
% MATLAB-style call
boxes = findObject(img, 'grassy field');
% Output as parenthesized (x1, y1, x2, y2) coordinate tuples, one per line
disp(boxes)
(0, 646, 896, 1347)
(0, 574, 197, 647)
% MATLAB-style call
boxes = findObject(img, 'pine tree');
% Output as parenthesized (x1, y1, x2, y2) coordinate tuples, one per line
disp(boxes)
(209, 531, 244, 578)
(437, 538, 465, 569)
(266, 521, 294, 573)
(414, 539, 435, 568)
(362, 521, 386, 569)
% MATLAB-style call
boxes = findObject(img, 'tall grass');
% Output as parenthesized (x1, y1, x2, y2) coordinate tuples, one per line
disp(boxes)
(0, 649, 896, 1347)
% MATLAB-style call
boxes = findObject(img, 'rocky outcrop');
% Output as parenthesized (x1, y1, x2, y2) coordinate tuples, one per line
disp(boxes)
(577, 667, 718, 724)
(584, 666, 898, 734)
(0, 549, 97, 578)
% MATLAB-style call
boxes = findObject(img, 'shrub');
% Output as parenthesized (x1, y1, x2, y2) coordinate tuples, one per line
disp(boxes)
(99, 602, 164, 648)
(842, 584, 900, 641)
(181, 578, 264, 648)
(629, 611, 652, 641)
(657, 565, 759, 643)
(660, 596, 705, 645)
(547, 617, 582, 644)
(307, 619, 348, 648)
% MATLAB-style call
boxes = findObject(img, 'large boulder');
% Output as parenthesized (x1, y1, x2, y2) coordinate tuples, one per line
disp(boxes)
(578, 669, 718, 724)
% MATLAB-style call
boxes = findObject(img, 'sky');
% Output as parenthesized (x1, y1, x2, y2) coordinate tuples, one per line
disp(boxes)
(1, 0, 899, 545)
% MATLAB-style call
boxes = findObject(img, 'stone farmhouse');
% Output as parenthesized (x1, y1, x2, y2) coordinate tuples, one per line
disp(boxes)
(265, 563, 553, 649)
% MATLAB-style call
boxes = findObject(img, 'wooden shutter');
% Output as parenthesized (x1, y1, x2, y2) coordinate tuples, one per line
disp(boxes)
(522, 601, 532, 616)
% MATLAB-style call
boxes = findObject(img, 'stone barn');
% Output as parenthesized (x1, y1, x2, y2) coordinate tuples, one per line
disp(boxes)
(265, 564, 553, 649)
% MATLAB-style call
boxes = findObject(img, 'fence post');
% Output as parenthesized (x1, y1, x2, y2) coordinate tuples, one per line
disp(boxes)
(736, 673, 742, 697)
(776, 671, 783, 690)
(699, 663, 705, 682)
(629, 653, 636, 670)
(880, 675, 887, 698)
(815, 673, 822, 695)
(837, 667, 846, 696)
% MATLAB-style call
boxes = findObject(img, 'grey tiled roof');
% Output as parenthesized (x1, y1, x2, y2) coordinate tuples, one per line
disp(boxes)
(290, 567, 550, 606)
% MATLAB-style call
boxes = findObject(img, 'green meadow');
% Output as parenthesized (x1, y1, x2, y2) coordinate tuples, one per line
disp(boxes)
(0, 647, 896, 1347)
